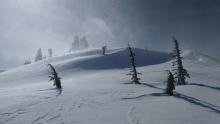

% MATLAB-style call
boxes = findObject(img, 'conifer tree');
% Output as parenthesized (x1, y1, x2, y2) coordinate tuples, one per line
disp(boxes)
(102, 46, 107, 55)
(166, 71, 175, 96)
(48, 64, 62, 89)
(24, 57, 31, 65)
(80, 36, 89, 49)
(35, 48, 43, 62)
(72, 35, 80, 51)
(127, 44, 141, 84)
(48, 48, 53, 57)
(172, 37, 190, 85)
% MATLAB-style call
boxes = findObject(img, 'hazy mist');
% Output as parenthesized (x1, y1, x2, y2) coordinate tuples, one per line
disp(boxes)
(0, 0, 220, 69)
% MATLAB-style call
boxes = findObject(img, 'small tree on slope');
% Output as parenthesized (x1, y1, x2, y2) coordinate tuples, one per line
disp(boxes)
(35, 48, 43, 62)
(127, 44, 141, 84)
(172, 37, 190, 85)
(48, 64, 62, 89)
(166, 71, 175, 96)
(48, 48, 53, 57)
(102, 46, 107, 55)
(24, 57, 31, 65)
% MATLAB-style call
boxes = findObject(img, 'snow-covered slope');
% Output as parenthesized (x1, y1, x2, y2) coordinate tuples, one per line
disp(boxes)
(183, 50, 220, 65)
(0, 48, 220, 124)
(0, 48, 172, 87)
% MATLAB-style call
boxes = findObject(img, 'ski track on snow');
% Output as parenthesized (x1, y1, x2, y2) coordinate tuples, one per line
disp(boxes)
(127, 106, 140, 124)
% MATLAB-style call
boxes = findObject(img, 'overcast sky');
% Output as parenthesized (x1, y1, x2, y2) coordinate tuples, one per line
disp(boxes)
(0, 0, 220, 69)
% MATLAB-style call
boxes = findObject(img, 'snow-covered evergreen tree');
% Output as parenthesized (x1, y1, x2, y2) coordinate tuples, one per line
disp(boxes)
(48, 48, 53, 57)
(48, 64, 62, 89)
(72, 35, 89, 51)
(24, 57, 31, 65)
(127, 44, 141, 84)
(172, 37, 190, 85)
(166, 71, 175, 96)
(72, 35, 80, 51)
(80, 36, 89, 49)
(35, 48, 43, 62)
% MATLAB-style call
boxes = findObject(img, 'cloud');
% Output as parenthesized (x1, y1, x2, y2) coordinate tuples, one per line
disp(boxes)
(79, 17, 115, 47)
(1, 0, 220, 69)
(0, 0, 116, 69)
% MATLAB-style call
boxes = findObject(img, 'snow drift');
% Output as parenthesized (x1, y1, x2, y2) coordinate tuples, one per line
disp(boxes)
(0, 48, 220, 124)
(0, 48, 172, 86)
(183, 50, 220, 65)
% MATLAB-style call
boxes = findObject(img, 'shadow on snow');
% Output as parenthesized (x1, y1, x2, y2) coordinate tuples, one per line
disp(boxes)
(122, 82, 220, 114)
(189, 83, 220, 91)
(35, 87, 63, 96)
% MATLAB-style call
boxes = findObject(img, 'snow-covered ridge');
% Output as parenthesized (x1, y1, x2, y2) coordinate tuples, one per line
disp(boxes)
(1, 48, 220, 87)
(182, 50, 220, 65)
(0, 48, 172, 87)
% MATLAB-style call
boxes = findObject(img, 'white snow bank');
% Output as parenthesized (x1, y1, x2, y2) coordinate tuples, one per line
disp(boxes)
(182, 50, 220, 65)
(0, 48, 220, 124)
(0, 48, 172, 87)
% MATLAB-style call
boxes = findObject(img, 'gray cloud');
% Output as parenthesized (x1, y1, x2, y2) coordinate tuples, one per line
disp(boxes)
(0, 0, 220, 69)
(0, 0, 115, 69)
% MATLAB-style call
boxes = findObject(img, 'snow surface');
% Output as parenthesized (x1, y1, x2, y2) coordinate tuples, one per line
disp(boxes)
(0, 48, 220, 124)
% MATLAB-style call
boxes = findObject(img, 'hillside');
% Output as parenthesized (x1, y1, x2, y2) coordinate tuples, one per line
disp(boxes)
(0, 48, 172, 87)
(0, 48, 220, 124)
